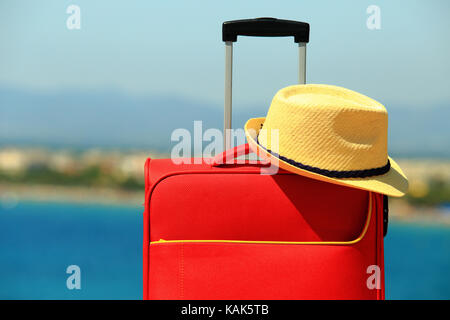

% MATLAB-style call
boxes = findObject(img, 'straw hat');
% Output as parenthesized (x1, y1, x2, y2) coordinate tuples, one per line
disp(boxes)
(245, 84, 408, 197)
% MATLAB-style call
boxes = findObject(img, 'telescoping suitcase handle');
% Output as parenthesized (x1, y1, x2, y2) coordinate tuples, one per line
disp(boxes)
(222, 17, 310, 150)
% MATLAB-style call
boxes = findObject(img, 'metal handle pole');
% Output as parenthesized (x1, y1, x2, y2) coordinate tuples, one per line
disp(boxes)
(298, 42, 306, 84)
(224, 41, 233, 151)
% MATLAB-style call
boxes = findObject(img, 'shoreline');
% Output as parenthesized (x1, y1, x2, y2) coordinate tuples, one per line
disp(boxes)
(1, 183, 449, 227)
(0, 183, 143, 207)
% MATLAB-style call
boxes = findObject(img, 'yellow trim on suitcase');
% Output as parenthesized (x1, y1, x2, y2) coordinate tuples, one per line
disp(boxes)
(150, 193, 373, 246)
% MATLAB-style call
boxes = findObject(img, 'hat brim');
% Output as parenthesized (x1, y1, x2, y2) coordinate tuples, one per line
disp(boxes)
(245, 117, 409, 197)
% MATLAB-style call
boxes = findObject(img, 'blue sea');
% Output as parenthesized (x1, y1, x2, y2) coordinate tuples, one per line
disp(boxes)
(0, 201, 449, 300)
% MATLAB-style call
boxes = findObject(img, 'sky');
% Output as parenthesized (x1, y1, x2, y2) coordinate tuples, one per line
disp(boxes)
(0, 0, 449, 109)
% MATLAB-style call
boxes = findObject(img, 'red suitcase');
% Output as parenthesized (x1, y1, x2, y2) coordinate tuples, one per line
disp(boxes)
(143, 18, 387, 300)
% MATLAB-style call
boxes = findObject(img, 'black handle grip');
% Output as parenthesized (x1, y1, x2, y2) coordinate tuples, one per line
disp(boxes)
(222, 17, 309, 43)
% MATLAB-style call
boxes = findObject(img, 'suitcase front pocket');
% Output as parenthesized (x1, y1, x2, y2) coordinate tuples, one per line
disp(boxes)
(148, 241, 378, 300)
(150, 174, 371, 242)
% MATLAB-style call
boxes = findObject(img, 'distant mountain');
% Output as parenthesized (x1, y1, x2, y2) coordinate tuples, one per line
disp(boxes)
(0, 87, 228, 152)
(388, 104, 450, 158)
(1, 87, 449, 157)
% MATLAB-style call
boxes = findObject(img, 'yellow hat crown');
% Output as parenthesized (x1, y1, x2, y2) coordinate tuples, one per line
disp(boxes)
(258, 84, 389, 175)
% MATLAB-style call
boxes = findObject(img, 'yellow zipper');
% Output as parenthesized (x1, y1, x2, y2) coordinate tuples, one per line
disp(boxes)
(150, 194, 372, 246)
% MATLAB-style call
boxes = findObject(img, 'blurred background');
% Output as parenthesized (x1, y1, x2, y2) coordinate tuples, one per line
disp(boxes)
(0, 0, 449, 299)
